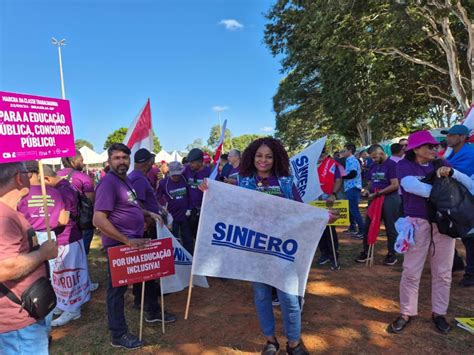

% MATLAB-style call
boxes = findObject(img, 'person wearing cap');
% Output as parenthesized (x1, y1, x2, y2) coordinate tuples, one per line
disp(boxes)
(442, 124, 474, 287)
(203, 152, 211, 168)
(389, 130, 455, 334)
(128, 148, 177, 325)
(156, 161, 193, 254)
(183, 148, 211, 240)
(40, 165, 91, 327)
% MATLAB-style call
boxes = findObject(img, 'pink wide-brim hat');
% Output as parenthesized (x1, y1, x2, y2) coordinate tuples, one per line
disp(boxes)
(406, 130, 439, 151)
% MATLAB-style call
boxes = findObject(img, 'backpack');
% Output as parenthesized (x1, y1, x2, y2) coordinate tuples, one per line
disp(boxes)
(66, 171, 94, 230)
(428, 176, 474, 238)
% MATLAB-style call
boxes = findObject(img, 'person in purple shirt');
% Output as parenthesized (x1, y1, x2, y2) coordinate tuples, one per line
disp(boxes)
(355, 144, 401, 266)
(93, 143, 153, 350)
(156, 161, 193, 254)
(389, 130, 454, 335)
(221, 149, 241, 185)
(57, 150, 95, 255)
(42, 165, 91, 327)
(182, 148, 211, 240)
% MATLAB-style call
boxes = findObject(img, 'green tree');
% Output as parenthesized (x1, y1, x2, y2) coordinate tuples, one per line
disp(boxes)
(185, 138, 205, 152)
(207, 125, 233, 151)
(75, 139, 94, 151)
(103, 127, 162, 152)
(264, 0, 473, 150)
(231, 134, 266, 152)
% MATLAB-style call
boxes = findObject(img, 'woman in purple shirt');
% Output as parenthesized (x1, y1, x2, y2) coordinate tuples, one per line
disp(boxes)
(390, 130, 455, 335)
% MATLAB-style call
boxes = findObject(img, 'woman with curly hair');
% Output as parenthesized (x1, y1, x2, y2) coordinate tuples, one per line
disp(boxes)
(238, 137, 308, 355)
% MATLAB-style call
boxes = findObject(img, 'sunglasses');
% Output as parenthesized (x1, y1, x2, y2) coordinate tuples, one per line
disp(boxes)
(422, 144, 438, 150)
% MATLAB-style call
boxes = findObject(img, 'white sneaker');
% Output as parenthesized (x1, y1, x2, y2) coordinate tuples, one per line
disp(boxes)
(90, 282, 99, 292)
(51, 311, 81, 327)
(53, 307, 63, 316)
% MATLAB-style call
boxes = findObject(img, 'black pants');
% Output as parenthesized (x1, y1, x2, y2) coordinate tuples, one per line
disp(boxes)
(132, 281, 160, 313)
(188, 208, 201, 240)
(172, 219, 194, 254)
(318, 226, 339, 259)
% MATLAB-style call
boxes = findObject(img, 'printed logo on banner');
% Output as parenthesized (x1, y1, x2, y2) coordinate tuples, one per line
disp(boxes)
(174, 247, 192, 266)
(211, 222, 298, 262)
(291, 156, 309, 198)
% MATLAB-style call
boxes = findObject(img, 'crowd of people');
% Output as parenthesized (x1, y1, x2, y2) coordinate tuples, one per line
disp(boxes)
(0, 125, 473, 354)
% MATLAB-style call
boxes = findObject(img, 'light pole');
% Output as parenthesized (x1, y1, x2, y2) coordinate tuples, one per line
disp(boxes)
(51, 37, 66, 99)
(212, 106, 228, 132)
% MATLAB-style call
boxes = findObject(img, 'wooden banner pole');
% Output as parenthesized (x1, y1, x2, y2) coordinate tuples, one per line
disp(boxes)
(160, 278, 165, 334)
(184, 274, 194, 320)
(38, 160, 52, 241)
(139, 281, 145, 341)
(329, 227, 338, 269)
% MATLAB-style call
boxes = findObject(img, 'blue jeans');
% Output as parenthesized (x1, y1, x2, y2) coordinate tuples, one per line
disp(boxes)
(0, 319, 48, 355)
(345, 187, 364, 231)
(252, 283, 301, 342)
(82, 229, 94, 255)
(106, 257, 129, 339)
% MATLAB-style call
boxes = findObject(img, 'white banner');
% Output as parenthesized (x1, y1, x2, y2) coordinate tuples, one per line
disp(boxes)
(290, 136, 327, 203)
(157, 224, 209, 294)
(37, 234, 91, 312)
(192, 179, 328, 296)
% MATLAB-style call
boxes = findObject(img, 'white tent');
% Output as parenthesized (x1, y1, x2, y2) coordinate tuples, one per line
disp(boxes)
(98, 150, 108, 162)
(155, 150, 173, 163)
(79, 146, 106, 165)
(170, 150, 183, 162)
(42, 157, 61, 165)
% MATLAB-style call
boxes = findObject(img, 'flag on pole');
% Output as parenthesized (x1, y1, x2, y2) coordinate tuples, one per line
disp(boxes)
(209, 119, 227, 180)
(123, 99, 153, 170)
(157, 223, 209, 294)
(290, 136, 327, 203)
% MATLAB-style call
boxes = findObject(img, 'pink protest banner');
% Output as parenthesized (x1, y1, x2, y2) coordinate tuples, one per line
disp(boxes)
(0, 91, 75, 163)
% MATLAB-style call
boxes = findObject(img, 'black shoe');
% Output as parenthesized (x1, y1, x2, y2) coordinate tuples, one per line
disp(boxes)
(459, 274, 474, 287)
(388, 316, 410, 334)
(111, 333, 144, 350)
(318, 255, 331, 265)
(452, 253, 465, 272)
(352, 232, 365, 240)
(432, 315, 451, 334)
(286, 342, 309, 355)
(145, 310, 177, 323)
(271, 297, 280, 307)
(261, 340, 279, 355)
(355, 252, 368, 263)
(383, 254, 398, 266)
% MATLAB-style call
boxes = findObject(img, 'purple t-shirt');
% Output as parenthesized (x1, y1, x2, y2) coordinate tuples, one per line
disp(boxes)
(55, 179, 82, 246)
(367, 158, 397, 194)
(183, 165, 211, 209)
(128, 170, 160, 214)
(57, 168, 94, 195)
(18, 185, 65, 232)
(225, 166, 240, 180)
(397, 158, 449, 220)
(255, 175, 303, 202)
(94, 172, 144, 247)
(156, 176, 190, 222)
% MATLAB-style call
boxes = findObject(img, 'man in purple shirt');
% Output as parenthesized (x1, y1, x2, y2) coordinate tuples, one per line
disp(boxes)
(182, 148, 211, 240)
(156, 161, 193, 253)
(57, 150, 95, 255)
(93, 143, 151, 350)
(355, 144, 401, 266)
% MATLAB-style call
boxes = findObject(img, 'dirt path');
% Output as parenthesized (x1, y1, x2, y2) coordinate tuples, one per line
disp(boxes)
(50, 233, 473, 354)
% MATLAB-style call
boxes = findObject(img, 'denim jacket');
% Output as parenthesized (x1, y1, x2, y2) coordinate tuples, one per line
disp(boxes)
(238, 174, 295, 200)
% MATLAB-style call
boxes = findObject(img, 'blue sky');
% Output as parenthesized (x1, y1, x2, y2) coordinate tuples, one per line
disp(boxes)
(0, 0, 282, 152)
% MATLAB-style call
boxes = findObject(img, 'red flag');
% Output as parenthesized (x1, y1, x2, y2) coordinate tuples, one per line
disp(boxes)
(366, 192, 385, 245)
(123, 99, 154, 169)
(209, 120, 227, 180)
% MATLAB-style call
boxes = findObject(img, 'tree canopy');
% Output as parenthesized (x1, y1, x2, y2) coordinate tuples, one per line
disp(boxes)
(264, 0, 473, 150)
(75, 139, 93, 151)
(207, 124, 233, 151)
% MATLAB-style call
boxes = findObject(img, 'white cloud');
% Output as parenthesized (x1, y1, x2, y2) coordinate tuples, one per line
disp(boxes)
(260, 126, 274, 132)
(212, 106, 229, 112)
(219, 19, 244, 31)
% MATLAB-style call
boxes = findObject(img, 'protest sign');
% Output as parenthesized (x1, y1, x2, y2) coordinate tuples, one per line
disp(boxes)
(190, 179, 329, 299)
(157, 224, 209, 294)
(290, 137, 327, 203)
(455, 318, 474, 334)
(107, 239, 175, 288)
(0, 91, 75, 163)
(309, 200, 350, 226)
